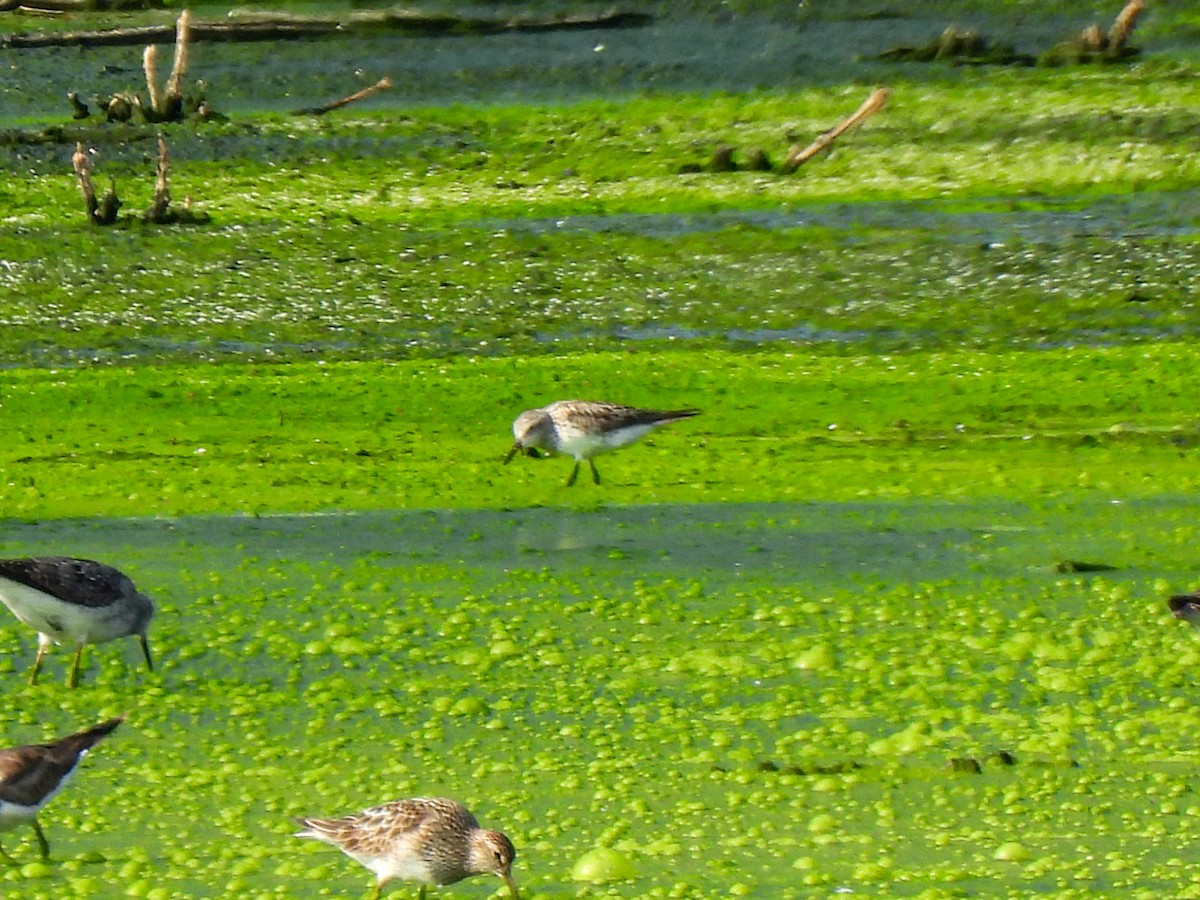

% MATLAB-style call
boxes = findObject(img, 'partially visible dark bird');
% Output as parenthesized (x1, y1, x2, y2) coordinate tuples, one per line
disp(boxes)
(1169, 590, 1200, 627)
(0, 557, 155, 688)
(0, 715, 125, 861)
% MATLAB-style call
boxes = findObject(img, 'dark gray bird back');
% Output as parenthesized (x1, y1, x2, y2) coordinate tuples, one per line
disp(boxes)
(0, 558, 136, 609)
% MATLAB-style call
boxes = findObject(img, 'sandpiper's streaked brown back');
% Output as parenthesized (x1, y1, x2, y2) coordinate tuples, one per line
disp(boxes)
(0, 557, 154, 687)
(503, 399, 700, 486)
(295, 796, 519, 900)
(0, 714, 125, 861)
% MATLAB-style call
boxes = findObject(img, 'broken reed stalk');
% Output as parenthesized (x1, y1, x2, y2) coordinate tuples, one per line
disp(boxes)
(291, 76, 393, 116)
(1108, 0, 1143, 50)
(72, 142, 120, 225)
(782, 87, 889, 173)
(164, 9, 191, 112)
(71, 142, 93, 212)
(144, 135, 171, 223)
(143, 44, 161, 113)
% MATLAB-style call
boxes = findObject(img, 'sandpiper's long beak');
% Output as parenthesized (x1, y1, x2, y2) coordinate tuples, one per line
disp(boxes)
(139, 633, 154, 671)
(502, 443, 522, 465)
(502, 871, 520, 900)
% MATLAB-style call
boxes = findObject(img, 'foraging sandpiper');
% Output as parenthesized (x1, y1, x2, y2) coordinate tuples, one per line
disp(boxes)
(0, 715, 125, 860)
(503, 400, 700, 486)
(295, 797, 520, 900)
(0, 557, 155, 688)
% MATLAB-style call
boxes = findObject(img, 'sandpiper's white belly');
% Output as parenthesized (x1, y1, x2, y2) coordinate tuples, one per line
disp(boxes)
(0, 580, 124, 644)
(334, 834, 435, 886)
(0, 797, 46, 831)
(557, 422, 658, 459)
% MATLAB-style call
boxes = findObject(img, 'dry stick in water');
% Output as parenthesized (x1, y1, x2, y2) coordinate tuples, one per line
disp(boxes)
(143, 44, 162, 113)
(782, 87, 889, 173)
(72, 142, 120, 224)
(163, 9, 191, 115)
(1108, 0, 1143, 51)
(145, 135, 171, 222)
(291, 76, 394, 116)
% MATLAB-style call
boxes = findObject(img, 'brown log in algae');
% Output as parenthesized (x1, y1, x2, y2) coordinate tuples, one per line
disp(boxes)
(781, 87, 889, 174)
(291, 77, 394, 117)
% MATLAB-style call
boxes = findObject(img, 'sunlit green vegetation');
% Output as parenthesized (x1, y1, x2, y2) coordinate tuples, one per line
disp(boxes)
(1, 0, 1198, 897)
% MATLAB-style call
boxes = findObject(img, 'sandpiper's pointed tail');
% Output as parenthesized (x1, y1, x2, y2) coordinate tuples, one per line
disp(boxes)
(51, 715, 125, 759)
(657, 408, 700, 423)
(293, 815, 353, 846)
(618, 407, 700, 427)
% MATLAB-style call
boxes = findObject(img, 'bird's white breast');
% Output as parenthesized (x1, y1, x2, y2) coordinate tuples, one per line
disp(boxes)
(345, 833, 436, 886)
(556, 422, 657, 459)
(0, 771, 67, 831)
(0, 579, 124, 644)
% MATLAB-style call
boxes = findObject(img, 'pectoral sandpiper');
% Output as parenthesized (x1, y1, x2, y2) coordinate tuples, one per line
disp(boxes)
(295, 796, 519, 900)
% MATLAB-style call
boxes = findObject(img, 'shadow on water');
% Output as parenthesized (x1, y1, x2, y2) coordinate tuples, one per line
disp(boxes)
(0, 497, 1178, 602)
(475, 188, 1200, 244)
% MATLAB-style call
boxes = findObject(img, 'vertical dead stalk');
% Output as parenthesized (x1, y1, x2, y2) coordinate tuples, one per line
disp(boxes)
(141, 10, 190, 121)
(1108, 0, 1143, 51)
(164, 9, 191, 115)
(143, 44, 161, 113)
(144, 135, 172, 223)
(72, 142, 121, 225)
(782, 87, 890, 173)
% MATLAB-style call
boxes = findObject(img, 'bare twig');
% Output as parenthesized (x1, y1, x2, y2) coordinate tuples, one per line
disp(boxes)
(72, 142, 120, 225)
(291, 76, 394, 116)
(1108, 0, 1143, 51)
(164, 9, 190, 113)
(782, 87, 889, 173)
(71, 142, 93, 211)
(144, 134, 171, 223)
(143, 44, 161, 113)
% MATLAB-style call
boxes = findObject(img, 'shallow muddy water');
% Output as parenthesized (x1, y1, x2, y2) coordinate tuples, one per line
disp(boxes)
(0, 6, 1103, 121)
(477, 187, 1200, 244)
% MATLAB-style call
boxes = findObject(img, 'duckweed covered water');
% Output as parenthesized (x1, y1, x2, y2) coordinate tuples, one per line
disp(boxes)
(0, 500, 1198, 897)
(2, 1, 1200, 896)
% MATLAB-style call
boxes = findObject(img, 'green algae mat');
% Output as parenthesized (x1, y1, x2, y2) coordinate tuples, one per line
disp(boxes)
(2, 0, 1200, 897)
(1, 501, 1199, 899)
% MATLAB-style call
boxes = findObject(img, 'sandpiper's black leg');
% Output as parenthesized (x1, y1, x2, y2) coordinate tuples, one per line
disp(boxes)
(566, 462, 580, 487)
(589, 461, 601, 485)
(139, 634, 154, 672)
(31, 820, 49, 860)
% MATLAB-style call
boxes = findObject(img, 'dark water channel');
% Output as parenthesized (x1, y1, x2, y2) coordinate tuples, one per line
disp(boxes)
(0, 6, 1131, 120)
(0, 498, 1173, 601)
